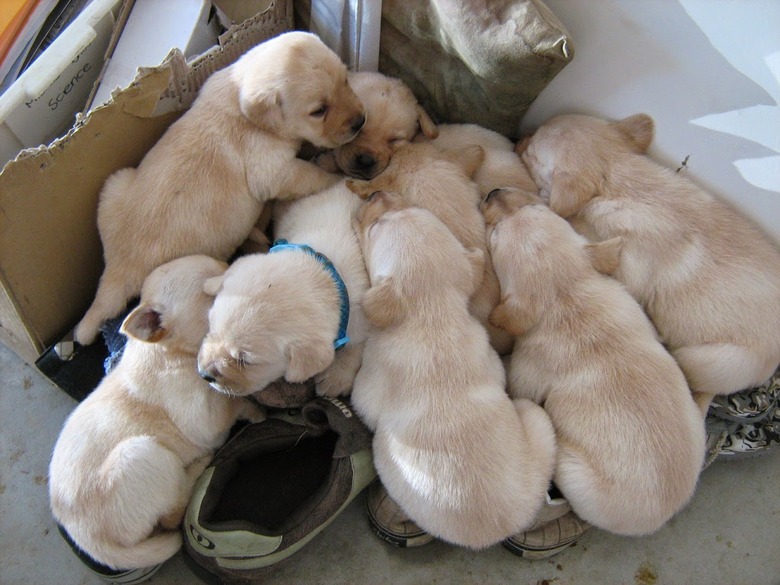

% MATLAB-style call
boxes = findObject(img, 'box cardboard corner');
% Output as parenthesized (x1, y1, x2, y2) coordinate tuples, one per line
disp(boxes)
(0, 0, 293, 366)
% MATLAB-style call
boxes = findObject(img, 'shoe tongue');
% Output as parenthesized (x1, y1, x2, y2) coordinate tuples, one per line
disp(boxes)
(302, 396, 373, 458)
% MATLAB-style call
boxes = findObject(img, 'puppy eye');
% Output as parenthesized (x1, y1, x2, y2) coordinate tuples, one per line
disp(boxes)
(388, 137, 406, 147)
(310, 104, 329, 118)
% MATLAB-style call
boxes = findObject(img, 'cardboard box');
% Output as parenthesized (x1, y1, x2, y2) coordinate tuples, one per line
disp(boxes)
(0, 0, 293, 365)
(90, 0, 220, 107)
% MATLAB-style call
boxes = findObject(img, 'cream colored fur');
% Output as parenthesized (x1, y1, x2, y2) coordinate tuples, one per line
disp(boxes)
(351, 192, 557, 549)
(483, 188, 705, 536)
(520, 113, 780, 410)
(197, 237, 354, 396)
(74, 31, 365, 345)
(323, 71, 439, 179)
(432, 123, 537, 196)
(347, 141, 514, 355)
(49, 256, 263, 570)
(271, 180, 371, 397)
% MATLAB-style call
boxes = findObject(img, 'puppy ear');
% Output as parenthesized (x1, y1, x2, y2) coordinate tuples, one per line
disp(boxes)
(203, 275, 225, 297)
(285, 337, 335, 383)
(443, 144, 484, 179)
(586, 237, 623, 275)
(362, 276, 406, 327)
(239, 85, 284, 134)
(549, 170, 596, 219)
(346, 179, 373, 199)
(613, 114, 654, 153)
(416, 104, 439, 139)
(489, 297, 536, 338)
(121, 304, 168, 343)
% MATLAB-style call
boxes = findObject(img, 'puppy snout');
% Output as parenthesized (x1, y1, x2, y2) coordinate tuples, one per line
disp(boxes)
(355, 153, 376, 171)
(350, 114, 366, 135)
(198, 367, 219, 384)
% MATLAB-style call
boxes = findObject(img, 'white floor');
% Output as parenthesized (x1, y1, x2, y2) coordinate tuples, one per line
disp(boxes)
(2, 340, 779, 585)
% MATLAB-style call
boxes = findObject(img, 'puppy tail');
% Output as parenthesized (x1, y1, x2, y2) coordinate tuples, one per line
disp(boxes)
(92, 531, 183, 571)
(512, 398, 558, 480)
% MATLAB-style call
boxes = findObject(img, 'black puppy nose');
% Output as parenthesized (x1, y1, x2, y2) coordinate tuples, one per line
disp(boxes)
(199, 370, 216, 383)
(351, 115, 366, 134)
(355, 153, 376, 170)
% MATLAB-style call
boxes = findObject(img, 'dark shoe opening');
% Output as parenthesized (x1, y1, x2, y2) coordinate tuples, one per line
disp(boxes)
(202, 429, 339, 534)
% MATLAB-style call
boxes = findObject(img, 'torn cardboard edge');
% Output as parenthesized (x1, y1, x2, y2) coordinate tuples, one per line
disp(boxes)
(0, 0, 292, 365)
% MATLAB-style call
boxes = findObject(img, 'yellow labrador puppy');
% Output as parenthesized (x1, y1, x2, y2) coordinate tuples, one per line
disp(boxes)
(271, 179, 371, 397)
(197, 234, 355, 397)
(49, 256, 263, 571)
(483, 187, 705, 536)
(323, 71, 439, 179)
(351, 191, 557, 548)
(347, 141, 514, 355)
(519, 113, 780, 411)
(432, 123, 538, 196)
(74, 31, 366, 345)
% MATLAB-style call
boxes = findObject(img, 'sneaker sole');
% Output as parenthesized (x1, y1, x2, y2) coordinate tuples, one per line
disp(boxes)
(501, 537, 576, 560)
(366, 507, 435, 548)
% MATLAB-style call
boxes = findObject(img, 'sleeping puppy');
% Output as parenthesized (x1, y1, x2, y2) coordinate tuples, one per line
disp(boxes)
(351, 191, 557, 548)
(431, 123, 538, 196)
(519, 113, 780, 411)
(322, 71, 439, 179)
(270, 180, 371, 397)
(347, 141, 514, 355)
(482, 187, 705, 536)
(197, 233, 355, 397)
(49, 256, 263, 571)
(74, 31, 366, 346)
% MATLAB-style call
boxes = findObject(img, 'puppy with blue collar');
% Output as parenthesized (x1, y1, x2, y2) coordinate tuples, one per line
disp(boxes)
(198, 180, 368, 397)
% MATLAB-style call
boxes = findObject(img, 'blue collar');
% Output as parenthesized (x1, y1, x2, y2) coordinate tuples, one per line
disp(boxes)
(268, 239, 350, 350)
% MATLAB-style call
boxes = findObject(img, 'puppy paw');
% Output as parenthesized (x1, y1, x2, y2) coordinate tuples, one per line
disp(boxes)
(315, 376, 352, 398)
(313, 151, 340, 173)
(314, 364, 353, 397)
(73, 319, 99, 346)
(314, 343, 363, 397)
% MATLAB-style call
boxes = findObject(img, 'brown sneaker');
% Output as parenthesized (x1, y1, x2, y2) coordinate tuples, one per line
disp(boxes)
(502, 490, 590, 559)
(365, 480, 435, 547)
(182, 397, 376, 583)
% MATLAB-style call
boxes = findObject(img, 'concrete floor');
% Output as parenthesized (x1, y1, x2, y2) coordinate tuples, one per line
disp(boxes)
(1, 340, 779, 585)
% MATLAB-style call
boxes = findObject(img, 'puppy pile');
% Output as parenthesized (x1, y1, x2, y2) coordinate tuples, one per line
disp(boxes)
(50, 30, 780, 573)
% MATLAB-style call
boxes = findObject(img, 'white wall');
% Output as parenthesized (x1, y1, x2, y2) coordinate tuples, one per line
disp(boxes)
(523, 0, 780, 243)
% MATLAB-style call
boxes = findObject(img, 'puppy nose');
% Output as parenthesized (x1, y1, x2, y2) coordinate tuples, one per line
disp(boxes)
(355, 153, 376, 170)
(198, 368, 217, 383)
(351, 114, 366, 134)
